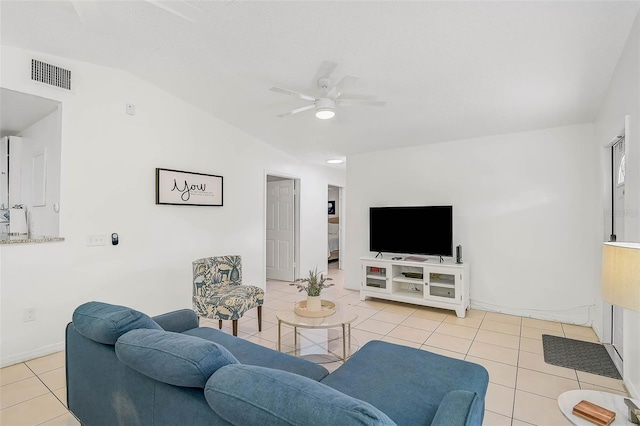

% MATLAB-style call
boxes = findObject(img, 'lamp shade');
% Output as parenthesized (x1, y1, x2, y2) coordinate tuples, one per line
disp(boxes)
(602, 242, 640, 311)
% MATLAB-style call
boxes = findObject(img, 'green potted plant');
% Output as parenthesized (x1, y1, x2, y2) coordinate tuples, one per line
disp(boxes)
(291, 267, 334, 311)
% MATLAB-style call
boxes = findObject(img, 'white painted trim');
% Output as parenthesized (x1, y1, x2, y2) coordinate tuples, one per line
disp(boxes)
(627, 378, 640, 400)
(604, 344, 624, 379)
(470, 302, 594, 326)
(1, 341, 65, 368)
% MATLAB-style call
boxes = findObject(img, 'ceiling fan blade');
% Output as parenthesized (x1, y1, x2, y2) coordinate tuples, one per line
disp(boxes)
(145, 0, 201, 23)
(327, 76, 358, 99)
(336, 100, 386, 107)
(270, 87, 316, 102)
(311, 61, 338, 86)
(277, 104, 315, 118)
(337, 93, 378, 101)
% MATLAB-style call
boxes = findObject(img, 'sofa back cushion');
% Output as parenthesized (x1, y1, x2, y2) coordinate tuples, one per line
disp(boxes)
(72, 301, 162, 345)
(205, 364, 396, 426)
(116, 329, 239, 388)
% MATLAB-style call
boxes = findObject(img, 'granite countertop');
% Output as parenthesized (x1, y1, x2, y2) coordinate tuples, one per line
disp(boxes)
(0, 234, 65, 244)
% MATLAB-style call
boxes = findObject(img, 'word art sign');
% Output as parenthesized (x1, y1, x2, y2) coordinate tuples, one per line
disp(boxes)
(156, 168, 223, 206)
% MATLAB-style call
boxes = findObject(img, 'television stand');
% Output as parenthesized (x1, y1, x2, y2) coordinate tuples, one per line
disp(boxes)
(360, 257, 469, 317)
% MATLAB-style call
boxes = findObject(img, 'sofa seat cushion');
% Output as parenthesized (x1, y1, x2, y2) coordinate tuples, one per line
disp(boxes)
(116, 329, 239, 388)
(183, 326, 329, 381)
(320, 341, 489, 426)
(72, 301, 162, 345)
(205, 364, 396, 426)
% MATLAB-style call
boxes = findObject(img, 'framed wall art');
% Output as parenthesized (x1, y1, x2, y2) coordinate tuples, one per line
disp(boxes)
(156, 168, 223, 206)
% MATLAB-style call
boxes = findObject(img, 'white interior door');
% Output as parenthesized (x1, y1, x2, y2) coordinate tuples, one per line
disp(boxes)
(266, 179, 295, 281)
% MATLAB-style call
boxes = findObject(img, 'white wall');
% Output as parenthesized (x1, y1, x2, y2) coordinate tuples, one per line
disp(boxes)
(17, 108, 62, 236)
(593, 11, 640, 399)
(346, 124, 599, 326)
(0, 46, 345, 365)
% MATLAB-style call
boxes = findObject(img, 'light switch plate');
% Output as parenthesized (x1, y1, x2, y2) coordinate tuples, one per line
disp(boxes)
(86, 234, 106, 246)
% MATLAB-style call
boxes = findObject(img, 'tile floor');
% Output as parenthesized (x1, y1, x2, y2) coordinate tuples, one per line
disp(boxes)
(0, 263, 629, 425)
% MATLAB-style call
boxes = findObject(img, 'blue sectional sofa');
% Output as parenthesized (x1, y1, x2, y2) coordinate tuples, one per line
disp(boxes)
(66, 302, 489, 426)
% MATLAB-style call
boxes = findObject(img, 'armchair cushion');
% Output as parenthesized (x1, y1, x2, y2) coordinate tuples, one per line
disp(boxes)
(193, 284, 264, 321)
(72, 301, 162, 345)
(205, 364, 396, 426)
(116, 329, 239, 388)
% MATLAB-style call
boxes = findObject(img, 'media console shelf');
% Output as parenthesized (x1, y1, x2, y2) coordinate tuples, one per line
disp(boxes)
(361, 257, 470, 318)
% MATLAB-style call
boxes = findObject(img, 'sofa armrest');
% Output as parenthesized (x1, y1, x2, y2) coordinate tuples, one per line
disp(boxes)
(430, 390, 484, 426)
(152, 309, 199, 333)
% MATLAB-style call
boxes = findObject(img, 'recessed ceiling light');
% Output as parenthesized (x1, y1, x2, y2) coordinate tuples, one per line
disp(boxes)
(326, 159, 344, 164)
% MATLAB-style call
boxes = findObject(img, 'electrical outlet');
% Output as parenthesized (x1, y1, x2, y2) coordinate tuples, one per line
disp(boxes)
(23, 307, 36, 322)
(86, 234, 107, 246)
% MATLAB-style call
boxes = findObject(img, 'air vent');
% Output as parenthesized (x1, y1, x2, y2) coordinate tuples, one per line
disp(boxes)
(31, 59, 71, 90)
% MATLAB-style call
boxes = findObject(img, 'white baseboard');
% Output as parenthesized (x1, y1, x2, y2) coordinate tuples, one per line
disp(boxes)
(626, 378, 640, 400)
(592, 321, 604, 342)
(469, 301, 594, 326)
(1, 341, 65, 368)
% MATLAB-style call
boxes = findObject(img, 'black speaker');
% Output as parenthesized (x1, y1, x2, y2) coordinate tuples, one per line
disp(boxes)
(456, 245, 463, 264)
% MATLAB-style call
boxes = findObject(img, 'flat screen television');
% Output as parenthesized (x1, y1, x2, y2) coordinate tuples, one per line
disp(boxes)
(369, 206, 453, 257)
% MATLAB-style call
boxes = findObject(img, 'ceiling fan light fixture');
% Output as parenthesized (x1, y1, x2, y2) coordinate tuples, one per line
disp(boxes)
(315, 98, 336, 120)
(315, 109, 335, 120)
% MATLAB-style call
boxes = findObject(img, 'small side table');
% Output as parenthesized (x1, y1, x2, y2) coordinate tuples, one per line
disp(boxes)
(558, 390, 640, 425)
(276, 302, 358, 362)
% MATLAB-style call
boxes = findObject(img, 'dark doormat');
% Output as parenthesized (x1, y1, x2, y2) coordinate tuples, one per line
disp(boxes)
(542, 334, 621, 379)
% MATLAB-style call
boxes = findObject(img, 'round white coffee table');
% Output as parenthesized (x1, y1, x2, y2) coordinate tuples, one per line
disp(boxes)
(558, 390, 640, 425)
(276, 302, 358, 363)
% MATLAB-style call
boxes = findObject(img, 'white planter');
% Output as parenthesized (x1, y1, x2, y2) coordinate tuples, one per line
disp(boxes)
(306, 295, 322, 311)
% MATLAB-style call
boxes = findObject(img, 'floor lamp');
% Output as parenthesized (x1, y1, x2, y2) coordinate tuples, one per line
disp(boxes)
(602, 242, 640, 423)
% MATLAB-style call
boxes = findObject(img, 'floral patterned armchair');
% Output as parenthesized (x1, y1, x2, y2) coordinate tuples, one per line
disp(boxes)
(192, 255, 264, 336)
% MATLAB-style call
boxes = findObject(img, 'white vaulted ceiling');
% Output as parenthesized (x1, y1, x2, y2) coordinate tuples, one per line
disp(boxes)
(1, 1, 638, 165)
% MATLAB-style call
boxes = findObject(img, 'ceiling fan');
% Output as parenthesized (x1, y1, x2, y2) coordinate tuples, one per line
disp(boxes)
(270, 61, 385, 119)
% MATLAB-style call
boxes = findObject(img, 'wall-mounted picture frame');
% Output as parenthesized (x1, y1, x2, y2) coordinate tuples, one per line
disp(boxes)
(156, 168, 223, 206)
(328, 200, 335, 215)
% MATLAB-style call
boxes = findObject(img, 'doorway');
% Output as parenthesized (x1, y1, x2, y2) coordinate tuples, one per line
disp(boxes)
(327, 185, 344, 270)
(265, 174, 300, 282)
(603, 122, 626, 376)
